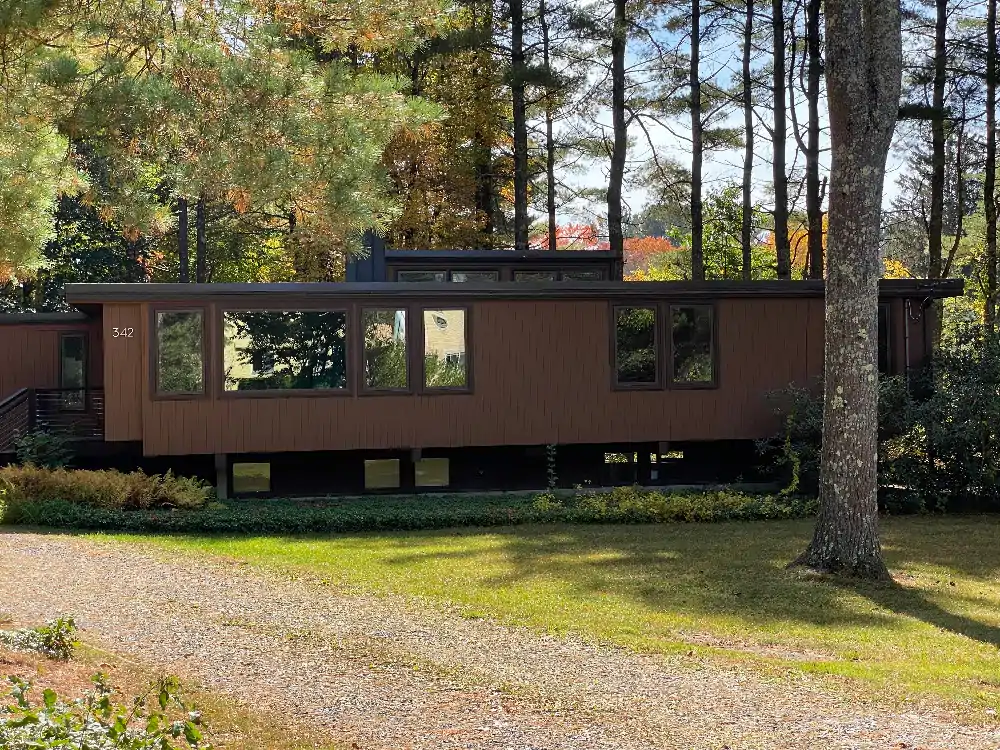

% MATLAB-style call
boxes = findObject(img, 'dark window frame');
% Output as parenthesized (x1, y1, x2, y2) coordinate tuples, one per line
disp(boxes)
(359, 306, 412, 395)
(58, 331, 88, 411)
(513, 268, 561, 282)
(150, 305, 209, 400)
(667, 303, 719, 390)
(217, 305, 353, 399)
(610, 302, 662, 390)
(418, 305, 473, 394)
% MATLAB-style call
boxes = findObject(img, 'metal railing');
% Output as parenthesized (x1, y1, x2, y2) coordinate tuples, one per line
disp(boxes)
(0, 388, 105, 453)
(0, 389, 31, 453)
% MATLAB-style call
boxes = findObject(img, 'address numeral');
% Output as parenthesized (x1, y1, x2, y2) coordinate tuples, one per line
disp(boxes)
(112, 327, 134, 338)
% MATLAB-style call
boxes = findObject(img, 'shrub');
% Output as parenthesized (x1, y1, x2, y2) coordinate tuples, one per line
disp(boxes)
(763, 324, 1000, 512)
(0, 466, 211, 520)
(14, 430, 73, 469)
(0, 617, 77, 660)
(0, 673, 210, 749)
(1, 489, 818, 535)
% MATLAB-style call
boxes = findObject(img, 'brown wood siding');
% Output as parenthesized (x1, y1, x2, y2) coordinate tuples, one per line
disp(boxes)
(139, 297, 830, 456)
(101, 304, 144, 442)
(0, 320, 102, 398)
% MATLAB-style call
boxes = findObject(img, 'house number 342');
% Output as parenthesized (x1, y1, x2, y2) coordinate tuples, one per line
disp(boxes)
(112, 327, 134, 338)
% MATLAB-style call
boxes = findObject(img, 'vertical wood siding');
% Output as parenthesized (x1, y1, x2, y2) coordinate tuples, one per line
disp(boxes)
(139, 297, 833, 456)
(0, 321, 102, 398)
(101, 304, 144, 441)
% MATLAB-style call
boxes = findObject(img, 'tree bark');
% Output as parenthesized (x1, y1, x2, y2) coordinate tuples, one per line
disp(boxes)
(927, 0, 947, 282)
(473, 1, 495, 247)
(195, 194, 207, 284)
(608, 0, 628, 259)
(791, 0, 901, 580)
(540, 0, 558, 252)
(691, 0, 705, 280)
(805, 0, 824, 279)
(773, 0, 791, 279)
(742, 0, 755, 281)
(986, 0, 997, 334)
(177, 197, 190, 283)
(511, 0, 530, 251)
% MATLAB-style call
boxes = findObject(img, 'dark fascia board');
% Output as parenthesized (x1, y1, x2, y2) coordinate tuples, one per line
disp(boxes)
(64, 279, 964, 305)
(0, 311, 92, 325)
(384, 249, 621, 262)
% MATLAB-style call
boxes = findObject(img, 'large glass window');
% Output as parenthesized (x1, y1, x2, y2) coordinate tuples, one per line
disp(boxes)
(156, 310, 204, 394)
(363, 309, 408, 390)
(615, 306, 658, 385)
(59, 334, 86, 409)
(223, 310, 347, 392)
(671, 305, 714, 385)
(423, 309, 468, 388)
(451, 271, 499, 282)
(397, 270, 446, 282)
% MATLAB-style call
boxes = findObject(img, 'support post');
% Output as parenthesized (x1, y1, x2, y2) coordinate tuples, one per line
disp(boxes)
(215, 453, 229, 500)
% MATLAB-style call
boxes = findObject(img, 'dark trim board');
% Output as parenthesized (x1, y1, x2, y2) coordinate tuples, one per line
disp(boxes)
(0, 312, 91, 325)
(65, 278, 965, 306)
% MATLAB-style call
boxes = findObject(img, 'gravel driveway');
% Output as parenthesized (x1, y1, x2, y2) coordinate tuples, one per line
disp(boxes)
(0, 529, 996, 749)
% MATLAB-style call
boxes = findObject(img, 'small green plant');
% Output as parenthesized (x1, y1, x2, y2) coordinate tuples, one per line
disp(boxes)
(545, 444, 558, 491)
(0, 617, 77, 660)
(0, 673, 211, 748)
(14, 430, 73, 469)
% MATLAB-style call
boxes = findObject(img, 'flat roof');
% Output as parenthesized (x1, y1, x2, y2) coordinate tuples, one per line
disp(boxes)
(64, 278, 964, 306)
(384, 249, 621, 262)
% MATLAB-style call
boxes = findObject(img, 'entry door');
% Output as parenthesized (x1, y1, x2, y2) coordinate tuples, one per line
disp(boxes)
(59, 333, 87, 410)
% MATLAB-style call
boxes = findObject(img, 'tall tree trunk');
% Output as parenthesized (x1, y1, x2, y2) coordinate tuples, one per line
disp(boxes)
(691, 0, 705, 280)
(473, 1, 495, 247)
(195, 195, 207, 284)
(742, 0, 755, 281)
(928, 0, 947, 282)
(773, 0, 791, 279)
(806, 0, 824, 279)
(740, 0, 754, 281)
(986, 0, 998, 334)
(608, 0, 628, 259)
(511, 0, 529, 251)
(540, 0, 558, 252)
(177, 197, 190, 283)
(792, 0, 901, 580)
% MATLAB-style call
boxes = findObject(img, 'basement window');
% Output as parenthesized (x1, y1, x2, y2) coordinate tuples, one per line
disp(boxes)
(233, 463, 271, 494)
(364, 459, 400, 490)
(415, 458, 450, 487)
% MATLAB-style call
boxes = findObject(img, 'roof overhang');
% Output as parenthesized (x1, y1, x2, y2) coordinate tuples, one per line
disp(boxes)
(64, 278, 964, 307)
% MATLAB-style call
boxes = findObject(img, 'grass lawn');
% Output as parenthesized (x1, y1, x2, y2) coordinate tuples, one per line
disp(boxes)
(106, 515, 1000, 718)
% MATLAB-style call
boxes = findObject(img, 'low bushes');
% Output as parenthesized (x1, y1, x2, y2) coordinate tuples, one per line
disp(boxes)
(0, 674, 209, 749)
(0, 465, 212, 520)
(0, 617, 77, 660)
(0, 487, 818, 534)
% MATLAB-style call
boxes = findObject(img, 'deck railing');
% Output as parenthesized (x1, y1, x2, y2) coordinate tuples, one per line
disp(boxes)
(0, 388, 105, 453)
(0, 389, 31, 453)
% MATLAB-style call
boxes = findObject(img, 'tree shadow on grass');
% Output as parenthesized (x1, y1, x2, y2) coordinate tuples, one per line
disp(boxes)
(835, 575, 1000, 650)
(376, 520, 901, 632)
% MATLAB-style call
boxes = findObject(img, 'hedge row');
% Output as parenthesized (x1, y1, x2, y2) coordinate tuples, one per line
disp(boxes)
(0, 485, 820, 534)
(0, 465, 212, 511)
